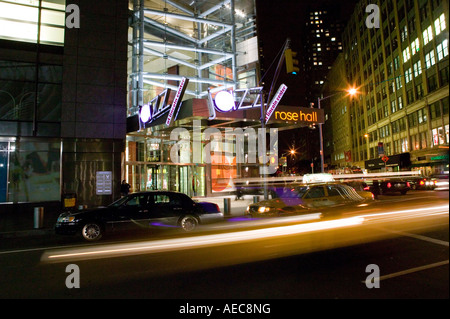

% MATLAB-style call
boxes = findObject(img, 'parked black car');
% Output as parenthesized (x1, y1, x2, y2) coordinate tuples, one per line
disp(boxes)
(55, 191, 222, 241)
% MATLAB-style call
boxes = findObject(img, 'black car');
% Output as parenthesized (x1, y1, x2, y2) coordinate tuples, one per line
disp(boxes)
(55, 191, 223, 241)
(377, 179, 411, 195)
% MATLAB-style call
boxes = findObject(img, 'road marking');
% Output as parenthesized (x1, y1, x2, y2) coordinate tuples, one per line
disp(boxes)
(394, 230, 449, 247)
(375, 227, 449, 247)
(378, 260, 449, 281)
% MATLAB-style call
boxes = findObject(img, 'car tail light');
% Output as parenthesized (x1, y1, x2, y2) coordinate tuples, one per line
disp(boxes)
(420, 180, 425, 185)
(364, 186, 370, 191)
(387, 182, 392, 188)
(406, 182, 410, 187)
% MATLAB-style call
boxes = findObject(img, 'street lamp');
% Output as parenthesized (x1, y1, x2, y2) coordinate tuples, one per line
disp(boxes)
(317, 87, 358, 173)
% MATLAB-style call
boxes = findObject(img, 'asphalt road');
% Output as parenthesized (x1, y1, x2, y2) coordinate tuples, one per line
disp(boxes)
(0, 190, 448, 302)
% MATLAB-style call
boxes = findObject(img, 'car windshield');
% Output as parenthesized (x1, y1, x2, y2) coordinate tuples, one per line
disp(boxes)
(108, 195, 130, 207)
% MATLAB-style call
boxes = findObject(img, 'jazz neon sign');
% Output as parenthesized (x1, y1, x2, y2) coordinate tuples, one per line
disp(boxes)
(207, 84, 288, 124)
(139, 77, 189, 130)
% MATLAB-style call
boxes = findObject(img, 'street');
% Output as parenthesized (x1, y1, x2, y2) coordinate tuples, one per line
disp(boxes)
(0, 190, 448, 301)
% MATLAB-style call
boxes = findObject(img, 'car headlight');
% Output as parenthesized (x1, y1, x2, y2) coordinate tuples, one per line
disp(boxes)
(58, 216, 75, 223)
(258, 206, 271, 213)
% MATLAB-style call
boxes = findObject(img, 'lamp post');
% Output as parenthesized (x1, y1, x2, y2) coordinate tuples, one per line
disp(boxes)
(317, 87, 357, 173)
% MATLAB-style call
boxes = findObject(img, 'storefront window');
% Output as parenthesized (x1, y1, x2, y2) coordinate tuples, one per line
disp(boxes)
(4, 139, 60, 203)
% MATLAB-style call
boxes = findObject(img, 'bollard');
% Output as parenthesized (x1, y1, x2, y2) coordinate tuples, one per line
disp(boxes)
(34, 207, 44, 229)
(253, 195, 260, 203)
(223, 198, 231, 216)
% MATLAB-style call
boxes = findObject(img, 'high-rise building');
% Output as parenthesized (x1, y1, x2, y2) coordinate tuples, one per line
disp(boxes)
(303, 6, 345, 104)
(326, 0, 449, 174)
(0, 0, 128, 212)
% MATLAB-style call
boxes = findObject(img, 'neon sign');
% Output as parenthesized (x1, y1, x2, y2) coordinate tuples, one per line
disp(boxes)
(206, 84, 287, 121)
(138, 77, 189, 130)
(274, 110, 319, 122)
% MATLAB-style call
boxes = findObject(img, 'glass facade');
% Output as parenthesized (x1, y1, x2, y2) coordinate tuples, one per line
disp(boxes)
(0, 138, 61, 202)
(126, 0, 259, 197)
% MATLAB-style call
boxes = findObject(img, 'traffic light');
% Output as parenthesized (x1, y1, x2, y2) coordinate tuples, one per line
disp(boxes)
(285, 48, 300, 74)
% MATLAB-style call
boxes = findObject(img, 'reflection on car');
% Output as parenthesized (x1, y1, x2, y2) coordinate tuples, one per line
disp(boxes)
(55, 191, 222, 241)
(246, 182, 372, 218)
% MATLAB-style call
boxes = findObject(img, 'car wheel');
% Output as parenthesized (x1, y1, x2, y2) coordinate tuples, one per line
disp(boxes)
(81, 222, 103, 241)
(400, 190, 407, 195)
(179, 215, 198, 232)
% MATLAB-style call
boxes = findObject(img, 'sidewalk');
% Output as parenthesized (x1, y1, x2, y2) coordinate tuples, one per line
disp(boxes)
(0, 195, 259, 238)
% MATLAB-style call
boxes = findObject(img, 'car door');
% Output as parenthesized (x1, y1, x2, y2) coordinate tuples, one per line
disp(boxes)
(148, 193, 185, 227)
(113, 193, 151, 231)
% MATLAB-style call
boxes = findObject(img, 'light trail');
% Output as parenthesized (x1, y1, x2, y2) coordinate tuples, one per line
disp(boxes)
(41, 216, 364, 263)
(40, 203, 448, 264)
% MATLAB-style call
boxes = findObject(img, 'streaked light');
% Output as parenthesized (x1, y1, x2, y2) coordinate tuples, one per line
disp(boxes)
(41, 216, 364, 263)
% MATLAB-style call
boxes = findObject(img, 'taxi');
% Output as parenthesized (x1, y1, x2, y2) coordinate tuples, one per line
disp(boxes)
(246, 174, 373, 217)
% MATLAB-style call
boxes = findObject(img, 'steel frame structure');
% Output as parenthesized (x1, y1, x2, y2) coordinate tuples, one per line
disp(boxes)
(130, 0, 239, 114)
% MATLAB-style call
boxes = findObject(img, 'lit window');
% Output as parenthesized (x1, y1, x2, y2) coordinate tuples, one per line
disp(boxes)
(423, 25, 433, 45)
(411, 38, 420, 55)
(331, 37, 336, 41)
(405, 68, 412, 83)
(434, 13, 446, 35)
(437, 39, 448, 60)
(403, 47, 411, 62)
(425, 50, 436, 68)
(413, 61, 422, 77)
(0, 0, 66, 45)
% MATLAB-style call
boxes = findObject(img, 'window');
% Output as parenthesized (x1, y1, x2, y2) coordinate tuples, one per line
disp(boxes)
(434, 13, 446, 35)
(305, 186, 325, 199)
(398, 96, 403, 110)
(405, 68, 412, 83)
(411, 38, 420, 55)
(425, 50, 436, 69)
(413, 61, 422, 77)
(403, 47, 411, 62)
(437, 39, 448, 61)
(423, 25, 433, 45)
(391, 99, 397, 113)
(394, 56, 400, 70)
(415, 83, 424, 99)
(0, 0, 66, 45)
(395, 76, 402, 89)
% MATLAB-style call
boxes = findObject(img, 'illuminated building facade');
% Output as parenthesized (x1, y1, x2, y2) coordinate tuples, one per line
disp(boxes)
(326, 0, 449, 174)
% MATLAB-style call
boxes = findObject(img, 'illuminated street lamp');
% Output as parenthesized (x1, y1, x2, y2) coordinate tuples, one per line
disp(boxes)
(317, 87, 358, 173)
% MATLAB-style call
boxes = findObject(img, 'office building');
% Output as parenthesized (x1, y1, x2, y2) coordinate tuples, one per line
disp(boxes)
(327, 0, 449, 174)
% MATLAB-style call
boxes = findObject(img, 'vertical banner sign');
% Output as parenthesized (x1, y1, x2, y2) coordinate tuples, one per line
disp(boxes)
(265, 84, 288, 124)
(166, 77, 189, 127)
